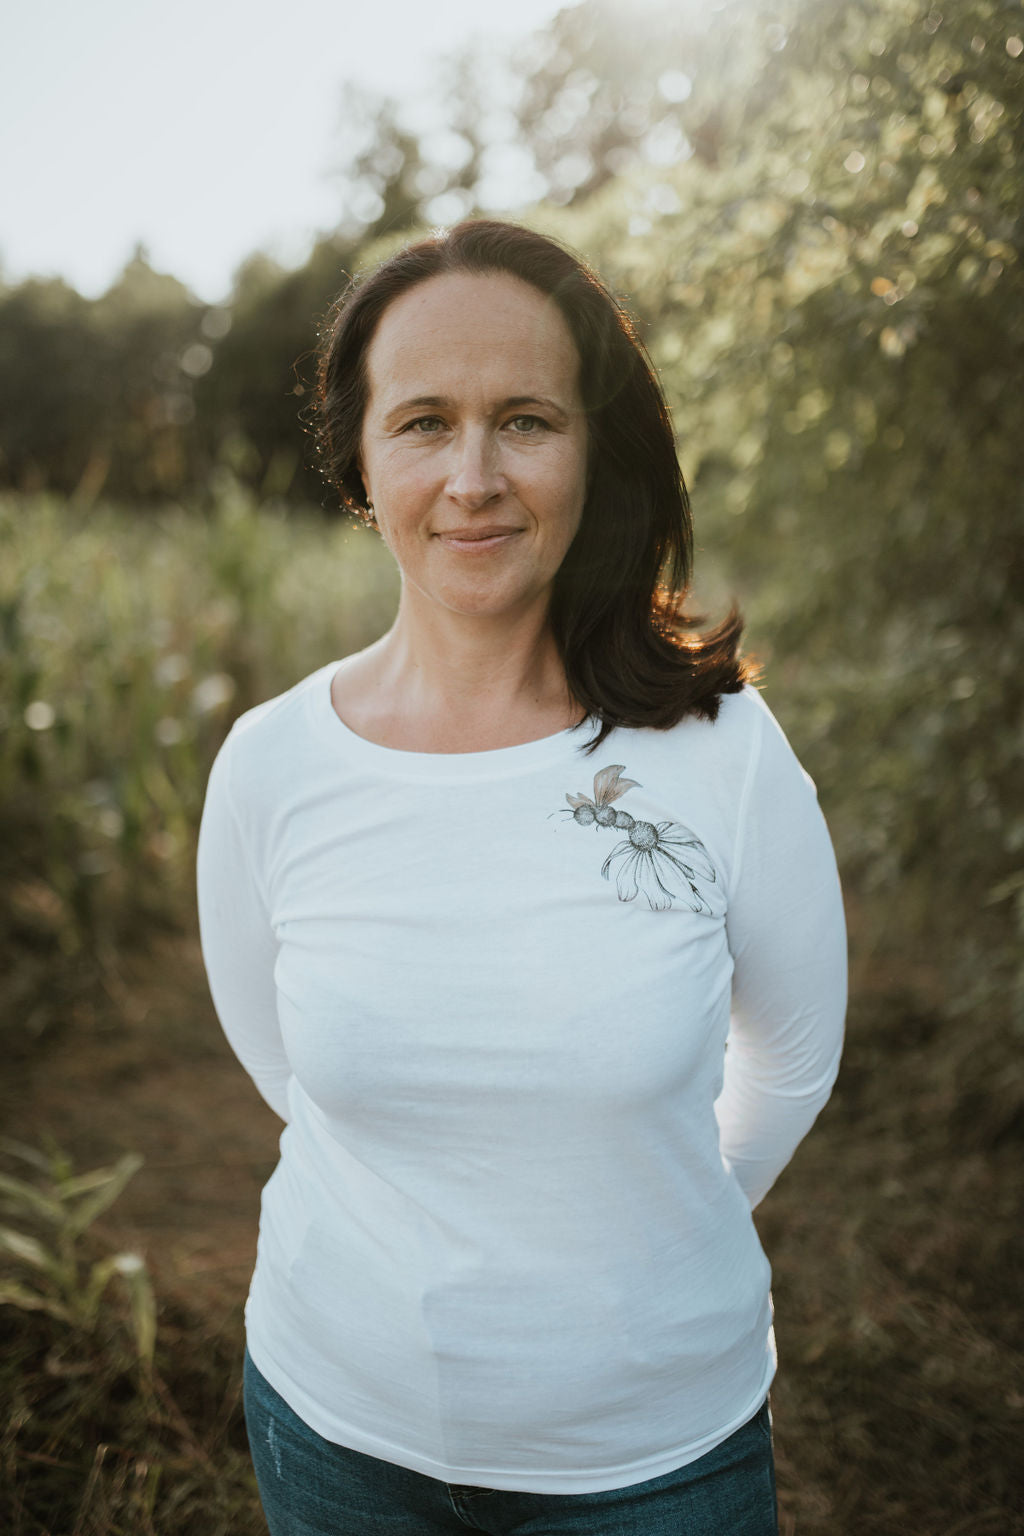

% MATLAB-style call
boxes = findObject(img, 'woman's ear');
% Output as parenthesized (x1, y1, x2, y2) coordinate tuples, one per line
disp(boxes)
(356, 452, 372, 506)
(353, 459, 377, 527)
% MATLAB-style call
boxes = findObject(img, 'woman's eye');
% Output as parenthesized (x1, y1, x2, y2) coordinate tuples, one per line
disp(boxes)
(406, 416, 445, 434)
(507, 415, 545, 434)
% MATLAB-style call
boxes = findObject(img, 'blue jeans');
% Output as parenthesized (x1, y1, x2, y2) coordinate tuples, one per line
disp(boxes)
(243, 1350, 779, 1535)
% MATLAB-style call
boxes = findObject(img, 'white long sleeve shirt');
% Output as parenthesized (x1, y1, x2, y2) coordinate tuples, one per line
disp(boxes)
(197, 660, 846, 1493)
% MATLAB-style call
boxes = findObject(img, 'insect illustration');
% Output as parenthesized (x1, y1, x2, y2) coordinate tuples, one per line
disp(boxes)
(554, 764, 717, 914)
(557, 764, 640, 829)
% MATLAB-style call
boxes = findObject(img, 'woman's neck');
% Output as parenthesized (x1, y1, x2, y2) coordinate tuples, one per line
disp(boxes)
(331, 597, 582, 753)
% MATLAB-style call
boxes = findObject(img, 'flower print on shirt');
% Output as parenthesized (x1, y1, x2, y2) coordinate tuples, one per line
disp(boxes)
(555, 764, 717, 913)
(600, 819, 717, 914)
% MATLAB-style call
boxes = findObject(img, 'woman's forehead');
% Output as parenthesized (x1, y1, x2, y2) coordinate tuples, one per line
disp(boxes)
(364, 271, 581, 403)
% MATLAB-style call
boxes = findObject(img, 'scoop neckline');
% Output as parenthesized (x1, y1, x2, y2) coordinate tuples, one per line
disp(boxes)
(312, 659, 592, 780)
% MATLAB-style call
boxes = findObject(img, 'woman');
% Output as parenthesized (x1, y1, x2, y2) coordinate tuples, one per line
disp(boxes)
(197, 219, 846, 1535)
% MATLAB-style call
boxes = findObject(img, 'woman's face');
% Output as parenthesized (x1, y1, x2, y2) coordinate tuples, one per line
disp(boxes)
(358, 271, 588, 625)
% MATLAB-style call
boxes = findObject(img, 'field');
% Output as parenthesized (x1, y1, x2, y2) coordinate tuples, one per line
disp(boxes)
(1, 491, 1020, 1534)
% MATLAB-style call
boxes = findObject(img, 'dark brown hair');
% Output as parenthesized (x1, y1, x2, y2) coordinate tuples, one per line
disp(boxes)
(314, 219, 752, 750)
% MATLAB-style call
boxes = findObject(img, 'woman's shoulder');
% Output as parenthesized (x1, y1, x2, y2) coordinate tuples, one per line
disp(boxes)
(620, 685, 801, 808)
(233, 660, 335, 735)
(670, 682, 773, 759)
(211, 660, 338, 793)
(699, 684, 810, 785)
(709, 682, 772, 732)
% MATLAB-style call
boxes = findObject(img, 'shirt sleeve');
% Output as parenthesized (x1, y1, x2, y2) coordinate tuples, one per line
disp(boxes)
(716, 703, 847, 1208)
(196, 733, 293, 1122)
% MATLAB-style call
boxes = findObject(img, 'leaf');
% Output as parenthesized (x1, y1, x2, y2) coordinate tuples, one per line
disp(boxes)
(0, 1282, 73, 1322)
(63, 1153, 143, 1238)
(0, 1172, 62, 1222)
(62, 1161, 139, 1200)
(120, 1262, 157, 1367)
(81, 1255, 120, 1321)
(0, 1226, 53, 1270)
(0, 1138, 55, 1174)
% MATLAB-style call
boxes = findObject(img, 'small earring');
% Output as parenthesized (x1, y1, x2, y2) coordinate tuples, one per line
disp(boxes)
(362, 501, 377, 528)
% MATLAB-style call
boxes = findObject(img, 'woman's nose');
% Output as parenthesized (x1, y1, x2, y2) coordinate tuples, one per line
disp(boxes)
(445, 429, 506, 507)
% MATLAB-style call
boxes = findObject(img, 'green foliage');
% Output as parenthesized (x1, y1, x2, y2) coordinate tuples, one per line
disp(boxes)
(0, 488, 398, 1047)
(510, 0, 780, 200)
(0, 1141, 154, 1366)
(0, 1140, 261, 1535)
(191, 233, 367, 508)
(0, 251, 205, 504)
(0, 237, 368, 508)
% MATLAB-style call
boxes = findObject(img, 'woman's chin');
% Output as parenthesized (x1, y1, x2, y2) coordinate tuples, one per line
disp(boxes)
(404, 573, 555, 625)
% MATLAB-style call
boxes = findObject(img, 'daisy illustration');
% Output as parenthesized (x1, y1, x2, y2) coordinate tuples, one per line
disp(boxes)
(554, 764, 717, 913)
(600, 818, 716, 913)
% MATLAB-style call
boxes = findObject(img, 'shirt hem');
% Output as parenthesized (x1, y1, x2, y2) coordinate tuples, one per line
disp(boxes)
(243, 1331, 776, 1494)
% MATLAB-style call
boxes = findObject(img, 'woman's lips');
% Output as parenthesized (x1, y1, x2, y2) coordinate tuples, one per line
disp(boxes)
(434, 528, 523, 552)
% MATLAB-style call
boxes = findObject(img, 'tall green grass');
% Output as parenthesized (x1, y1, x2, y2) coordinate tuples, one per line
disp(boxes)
(0, 485, 398, 1048)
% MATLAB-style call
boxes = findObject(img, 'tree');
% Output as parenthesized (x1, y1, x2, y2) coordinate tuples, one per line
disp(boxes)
(0, 248, 202, 502)
(0, 278, 99, 495)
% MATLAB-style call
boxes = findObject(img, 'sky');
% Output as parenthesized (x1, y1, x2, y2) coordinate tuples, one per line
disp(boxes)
(0, 0, 576, 304)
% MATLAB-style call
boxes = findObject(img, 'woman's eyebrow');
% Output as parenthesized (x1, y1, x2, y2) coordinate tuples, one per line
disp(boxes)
(377, 395, 448, 428)
(503, 395, 572, 419)
(380, 393, 572, 426)
(391, 394, 448, 413)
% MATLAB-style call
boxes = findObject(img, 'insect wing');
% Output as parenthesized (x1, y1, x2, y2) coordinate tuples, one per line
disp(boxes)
(592, 765, 641, 807)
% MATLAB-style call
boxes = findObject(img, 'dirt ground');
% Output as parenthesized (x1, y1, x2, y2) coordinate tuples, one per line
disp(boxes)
(2, 932, 279, 1328)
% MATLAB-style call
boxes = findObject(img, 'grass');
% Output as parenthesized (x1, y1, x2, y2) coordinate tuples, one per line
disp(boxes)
(0, 484, 398, 1053)
(761, 978, 1024, 1534)
(0, 1137, 248, 1535)
(2, 1274, 262, 1535)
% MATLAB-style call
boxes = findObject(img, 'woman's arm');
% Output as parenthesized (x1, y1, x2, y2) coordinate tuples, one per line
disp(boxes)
(717, 703, 847, 1208)
(196, 735, 292, 1122)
